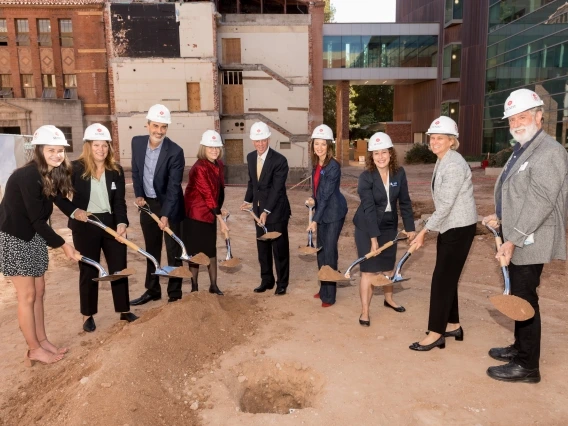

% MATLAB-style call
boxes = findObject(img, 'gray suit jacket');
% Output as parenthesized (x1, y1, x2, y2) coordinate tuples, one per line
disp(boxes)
(495, 131, 568, 265)
(426, 149, 477, 234)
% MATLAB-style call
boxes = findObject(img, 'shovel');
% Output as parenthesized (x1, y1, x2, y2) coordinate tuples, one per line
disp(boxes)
(241, 203, 281, 241)
(485, 225, 535, 321)
(298, 198, 322, 256)
(85, 214, 192, 280)
(136, 202, 210, 266)
(73, 252, 134, 282)
(219, 209, 241, 268)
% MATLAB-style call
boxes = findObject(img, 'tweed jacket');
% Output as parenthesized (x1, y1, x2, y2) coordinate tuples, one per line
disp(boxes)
(426, 149, 477, 234)
(495, 131, 568, 265)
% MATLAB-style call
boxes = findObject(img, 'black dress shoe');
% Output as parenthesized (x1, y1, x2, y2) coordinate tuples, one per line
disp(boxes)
(83, 316, 96, 333)
(130, 292, 161, 306)
(409, 336, 445, 351)
(120, 312, 139, 323)
(168, 296, 181, 303)
(426, 326, 464, 341)
(275, 287, 287, 295)
(359, 315, 370, 327)
(253, 284, 274, 293)
(489, 344, 518, 362)
(384, 300, 406, 313)
(209, 285, 224, 296)
(487, 361, 540, 383)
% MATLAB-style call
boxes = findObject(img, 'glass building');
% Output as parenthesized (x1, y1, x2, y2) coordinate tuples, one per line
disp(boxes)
(484, 0, 568, 152)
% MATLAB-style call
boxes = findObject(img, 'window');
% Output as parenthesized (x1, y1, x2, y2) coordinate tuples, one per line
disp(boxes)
(441, 101, 460, 123)
(37, 19, 52, 47)
(21, 74, 35, 98)
(443, 43, 462, 80)
(59, 19, 73, 47)
(445, 0, 464, 26)
(0, 74, 13, 98)
(58, 126, 73, 152)
(222, 71, 242, 85)
(0, 19, 7, 46)
(16, 19, 30, 46)
(63, 74, 77, 99)
(280, 142, 291, 149)
(42, 74, 56, 98)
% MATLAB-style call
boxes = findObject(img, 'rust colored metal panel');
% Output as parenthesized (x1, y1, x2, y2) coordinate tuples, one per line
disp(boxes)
(444, 24, 461, 45)
(222, 38, 241, 65)
(442, 82, 460, 101)
(222, 85, 244, 115)
(187, 82, 201, 113)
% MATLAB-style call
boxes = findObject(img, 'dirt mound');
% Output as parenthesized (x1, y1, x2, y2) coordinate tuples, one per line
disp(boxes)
(1, 293, 259, 426)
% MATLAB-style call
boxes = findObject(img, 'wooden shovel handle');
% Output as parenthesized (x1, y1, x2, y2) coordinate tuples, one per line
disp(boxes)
(103, 226, 142, 252)
(223, 229, 230, 239)
(365, 241, 394, 259)
(148, 211, 174, 236)
(407, 243, 418, 254)
(494, 236, 509, 268)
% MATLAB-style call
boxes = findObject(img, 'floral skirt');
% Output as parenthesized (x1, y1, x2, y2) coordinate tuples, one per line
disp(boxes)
(0, 232, 49, 277)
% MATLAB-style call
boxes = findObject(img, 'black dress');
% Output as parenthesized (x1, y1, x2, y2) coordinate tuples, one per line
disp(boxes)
(184, 186, 224, 258)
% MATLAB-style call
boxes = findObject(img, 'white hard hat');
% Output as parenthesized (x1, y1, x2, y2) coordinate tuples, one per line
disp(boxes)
(311, 124, 334, 140)
(146, 104, 171, 124)
(367, 132, 393, 151)
(200, 130, 223, 147)
(31, 125, 69, 146)
(426, 116, 459, 137)
(83, 123, 111, 141)
(502, 89, 544, 119)
(250, 121, 271, 140)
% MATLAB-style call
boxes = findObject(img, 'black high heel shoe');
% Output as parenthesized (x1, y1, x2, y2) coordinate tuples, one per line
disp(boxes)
(209, 284, 224, 296)
(359, 315, 370, 327)
(426, 326, 464, 341)
(409, 335, 445, 351)
(384, 300, 406, 313)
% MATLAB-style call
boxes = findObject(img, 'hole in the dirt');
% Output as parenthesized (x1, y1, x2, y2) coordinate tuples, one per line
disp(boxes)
(239, 378, 313, 414)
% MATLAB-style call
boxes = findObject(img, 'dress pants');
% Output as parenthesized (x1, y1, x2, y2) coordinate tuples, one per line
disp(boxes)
(140, 197, 182, 299)
(316, 218, 345, 304)
(255, 220, 289, 289)
(509, 262, 543, 370)
(72, 213, 129, 316)
(427, 223, 476, 334)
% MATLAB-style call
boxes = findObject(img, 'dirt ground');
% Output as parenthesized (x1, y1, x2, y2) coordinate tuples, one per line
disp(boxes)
(1, 163, 567, 426)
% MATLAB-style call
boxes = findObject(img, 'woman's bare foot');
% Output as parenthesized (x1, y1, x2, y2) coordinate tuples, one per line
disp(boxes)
(26, 347, 65, 365)
(40, 339, 68, 354)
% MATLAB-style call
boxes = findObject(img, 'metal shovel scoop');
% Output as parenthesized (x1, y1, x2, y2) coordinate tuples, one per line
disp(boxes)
(219, 209, 241, 268)
(85, 214, 192, 280)
(241, 203, 281, 241)
(136, 202, 210, 266)
(73, 252, 134, 282)
(298, 198, 322, 256)
(485, 225, 535, 321)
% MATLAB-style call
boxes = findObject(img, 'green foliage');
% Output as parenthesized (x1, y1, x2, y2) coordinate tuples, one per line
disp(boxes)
(350, 85, 394, 140)
(463, 155, 485, 162)
(324, 0, 336, 23)
(488, 147, 513, 168)
(404, 144, 437, 164)
(323, 85, 336, 131)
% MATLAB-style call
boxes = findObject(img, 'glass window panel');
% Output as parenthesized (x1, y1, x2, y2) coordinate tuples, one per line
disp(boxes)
(323, 36, 341, 69)
(64, 74, 77, 88)
(342, 36, 362, 68)
(443, 44, 462, 79)
(15, 19, 30, 46)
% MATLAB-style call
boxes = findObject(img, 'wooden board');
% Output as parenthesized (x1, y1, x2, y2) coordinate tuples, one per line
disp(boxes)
(222, 38, 241, 64)
(187, 82, 201, 113)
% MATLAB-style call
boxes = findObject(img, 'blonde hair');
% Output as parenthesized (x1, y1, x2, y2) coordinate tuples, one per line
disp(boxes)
(449, 136, 460, 150)
(78, 140, 120, 179)
(197, 144, 224, 161)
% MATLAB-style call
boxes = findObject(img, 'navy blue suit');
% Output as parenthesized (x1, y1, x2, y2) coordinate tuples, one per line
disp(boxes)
(312, 158, 348, 305)
(131, 135, 185, 298)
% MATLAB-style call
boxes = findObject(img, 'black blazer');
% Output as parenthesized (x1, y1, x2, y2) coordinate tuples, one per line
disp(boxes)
(312, 158, 348, 224)
(244, 148, 291, 224)
(131, 136, 185, 224)
(0, 163, 65, 248)
(55, 160, 129, 232)
(353, 167, 415, 237)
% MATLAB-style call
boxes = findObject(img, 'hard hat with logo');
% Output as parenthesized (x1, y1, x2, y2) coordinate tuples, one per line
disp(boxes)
(31, 125, 70, 146)
(367, 132, 393, 151)
(250, 121, 271, 140)
(200, 130, 223, 147)
(83, 123, 112, 141)
(311, 124, 334, 140)
(502, 89, 544, 119)
(426, 116, 459, 137)
(146, 104, 171, 124)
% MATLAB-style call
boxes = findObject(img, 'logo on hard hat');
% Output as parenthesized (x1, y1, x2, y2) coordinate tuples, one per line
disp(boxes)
(97, 128, 102, 132)
(257, 129, 261, 133)
(507, 100, 513, 106)
(55, 131, 60, 136)
(212, 135, 216, 140)
(319, 128, 323, 132)
(435, 120, 440, 125)
(159, 111, 164, 115)
(532, 93, 539, 101)
(376, 138, 380, 142)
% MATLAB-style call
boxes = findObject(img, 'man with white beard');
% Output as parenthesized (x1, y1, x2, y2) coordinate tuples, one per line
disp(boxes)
(483, 89, 568, 383)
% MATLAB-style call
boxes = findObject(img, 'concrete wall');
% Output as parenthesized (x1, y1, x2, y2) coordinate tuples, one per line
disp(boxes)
(178, 2, 216, 58)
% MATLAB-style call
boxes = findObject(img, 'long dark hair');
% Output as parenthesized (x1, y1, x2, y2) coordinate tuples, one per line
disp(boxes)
(30, 145, 74, 198)
(310, 139, 336, 168)
(365, 148, 399, 176)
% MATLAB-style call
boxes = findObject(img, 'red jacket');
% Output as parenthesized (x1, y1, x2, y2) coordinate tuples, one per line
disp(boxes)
(184, 159, 225, 223)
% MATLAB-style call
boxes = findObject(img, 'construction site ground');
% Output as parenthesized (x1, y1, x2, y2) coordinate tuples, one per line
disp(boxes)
(0, 163, 567, 426)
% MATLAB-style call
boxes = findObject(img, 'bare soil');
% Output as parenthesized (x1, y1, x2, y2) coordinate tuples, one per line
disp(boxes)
(1, 163, 567, 426)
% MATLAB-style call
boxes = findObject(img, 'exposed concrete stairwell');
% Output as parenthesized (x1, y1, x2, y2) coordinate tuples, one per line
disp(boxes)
(222, 112, 310, 143)
(220, 63, 309, 91)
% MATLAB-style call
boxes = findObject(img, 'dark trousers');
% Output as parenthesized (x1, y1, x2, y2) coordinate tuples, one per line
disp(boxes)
(72, 213, 129, 316)
(255, 220, 290, 289)
(510, 262, 543, 369)
(427, 224, 476, 334)
(140, 197, 182, 298)
(317, 218, 345, 304)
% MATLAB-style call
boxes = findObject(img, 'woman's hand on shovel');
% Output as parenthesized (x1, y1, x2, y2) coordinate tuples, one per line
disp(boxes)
(218, 216, 230, 234)
(61, 243, 79, 261)
(410, 228, 427, 250)
(496, 240, 515, 266)
(307, 221, 317, 233)
(74, 209, 88, 222)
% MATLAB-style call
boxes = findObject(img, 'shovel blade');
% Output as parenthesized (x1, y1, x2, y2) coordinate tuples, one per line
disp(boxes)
(490, 295, 535, 321)
(370, 274, 393, 287)
(153, 266, 193, 279)
(219, 257, 241, 268)
(317, 265, 351, 282)
(298, 246, 321, 255)
(186, 252, 210, 266)
(93, 268, 135, 282)
(257, 231, 282, 241)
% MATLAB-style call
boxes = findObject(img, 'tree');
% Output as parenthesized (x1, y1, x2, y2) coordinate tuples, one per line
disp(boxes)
(324, 0, 336, 23)
(350, 85, 394, 139)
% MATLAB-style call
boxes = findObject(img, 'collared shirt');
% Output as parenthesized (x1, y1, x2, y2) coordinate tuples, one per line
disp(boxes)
(496, 129, 541, 219)
(257, 146, 270, 165)
(143, 139, 163, 198)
